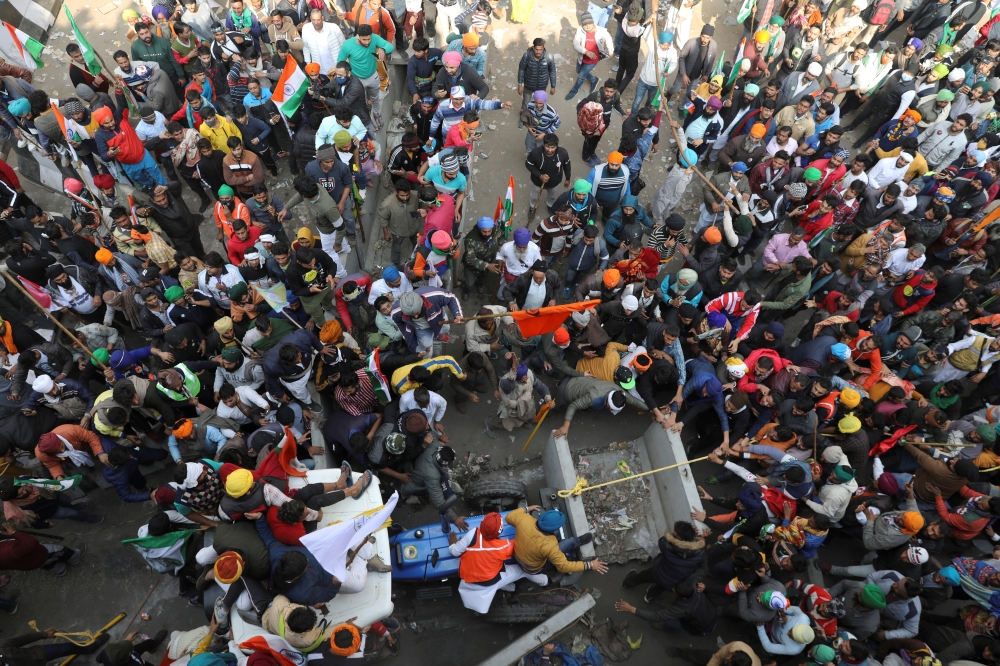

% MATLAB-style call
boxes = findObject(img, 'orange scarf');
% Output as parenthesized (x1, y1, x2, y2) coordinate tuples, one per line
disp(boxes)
(0, 322, 17, 354)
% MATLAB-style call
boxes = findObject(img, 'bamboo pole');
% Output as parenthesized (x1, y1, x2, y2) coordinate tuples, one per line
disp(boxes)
(57, 612, 126, 665)
(71, 167, 115, 237)
(1, 270, 110, 371)
(521, 404, 551, 453)
(649, 15, 740, 215)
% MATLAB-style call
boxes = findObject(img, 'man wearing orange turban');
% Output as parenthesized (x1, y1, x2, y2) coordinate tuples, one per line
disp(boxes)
(446, 511, 547, 613)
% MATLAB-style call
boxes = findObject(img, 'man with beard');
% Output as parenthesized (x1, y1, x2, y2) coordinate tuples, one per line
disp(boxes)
(551, 178, 598, 227)
(144, 185, 206, 259)
(526, 134, 572, 213)
(732, 99, 777, 142)
(710, 83, 760, 164)
(748, 150, 790, 196)
(131, 22, 186, 92)
(718, 121, 767, 172)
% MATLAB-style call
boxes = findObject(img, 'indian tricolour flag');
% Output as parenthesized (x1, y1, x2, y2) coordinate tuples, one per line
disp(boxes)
(366, 349, 391, 405)
(64, 7, 102, 76)
(0, 22, 43, 71)
(493, 175, 515, 242)
(122, 529, 198, 574)
(272, 55, 309, 117)
(51, 103, 80, 162)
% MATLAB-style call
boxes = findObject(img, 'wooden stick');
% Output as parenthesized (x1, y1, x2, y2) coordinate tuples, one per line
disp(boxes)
(441, 311, 504, 326)
(281, 309, 305, 330)
(649, 15, 740, 215)
(521, 404, 551, 453)
(813, 418, 818, 461)
(525, 182, 546, 228)
(1, 270, 109, 371)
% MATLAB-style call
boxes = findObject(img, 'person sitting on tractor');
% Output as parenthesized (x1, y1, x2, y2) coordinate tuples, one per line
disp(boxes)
(505, 506, 609, 583)
(446, 511, 549, 613)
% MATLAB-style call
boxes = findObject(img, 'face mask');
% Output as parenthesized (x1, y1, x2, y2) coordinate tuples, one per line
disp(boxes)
(222, 200, 236, 210)
(335, 76, 348, 83)
(901, 72, 914, 82)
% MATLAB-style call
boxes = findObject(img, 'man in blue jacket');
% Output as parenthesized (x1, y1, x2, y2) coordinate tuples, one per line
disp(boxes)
(304, 148, 366, 237)
(256, 517, 342, 605)
(603, 194, 653, 250)
(103, 447, 155, 503)
(391, 287, 464, 356)
(563, 224, 609, 298)
(263, 327, 334, 408)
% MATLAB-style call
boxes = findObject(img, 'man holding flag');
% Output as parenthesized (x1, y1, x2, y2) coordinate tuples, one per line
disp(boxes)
(94, 106, 168, 191)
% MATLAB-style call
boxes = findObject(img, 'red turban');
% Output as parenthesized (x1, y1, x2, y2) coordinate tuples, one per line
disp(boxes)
(36, 433, 61, 455)
(92, 106, 114, 125)
(480, 512, 502, 540)
(93, 174, 115, 189)
(153, 487, 176, 506)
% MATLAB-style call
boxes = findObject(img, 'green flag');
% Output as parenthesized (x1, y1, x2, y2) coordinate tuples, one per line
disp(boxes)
(737, 0, 757, 23)
(712, 50, 725, 78)
(123, 529, 198, 574)
(64, 6, 102, 76)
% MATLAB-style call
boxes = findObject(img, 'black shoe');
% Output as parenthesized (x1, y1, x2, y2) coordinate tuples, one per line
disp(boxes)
(4, 590, 20, 614)
(644, 585, 660, 603)
(150, 630, 168, 649)
(621, 569, 637, 589)
(578, 532, 593, 546)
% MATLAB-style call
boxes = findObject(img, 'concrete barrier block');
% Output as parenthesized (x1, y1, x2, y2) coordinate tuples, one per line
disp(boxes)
(542, 433, 596, 560)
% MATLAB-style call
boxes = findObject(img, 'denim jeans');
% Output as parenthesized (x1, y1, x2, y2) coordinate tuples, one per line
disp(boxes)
(122, 152, 168, 189)
(631, 79, 659, 115)
(568, 61, 600, 96)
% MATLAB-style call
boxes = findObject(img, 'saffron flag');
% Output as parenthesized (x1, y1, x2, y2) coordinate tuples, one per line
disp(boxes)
(64, 7, 102, 76)
(494, 175, 515, 242)
(366, 349, 391, 404)
(51, 103, 78, 163)
(301, 491, 399, 581)
(122, 529, 198, 573)
(238, 636, 301, 666)
(509, 300, 601, 338)
(17, 275, 56, 311)
(271, 54, 310, 117)
(0, 22, 43, 71)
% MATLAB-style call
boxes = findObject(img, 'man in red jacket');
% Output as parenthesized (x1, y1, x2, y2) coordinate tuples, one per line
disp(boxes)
(892, 267, 944, 317)
(334, 273, 374, 333)
(0, 524, 84, 575)
(927, 481, 1000, 541)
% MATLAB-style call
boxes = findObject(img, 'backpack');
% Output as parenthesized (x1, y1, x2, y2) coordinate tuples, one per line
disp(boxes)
(861, 0, 894, 25)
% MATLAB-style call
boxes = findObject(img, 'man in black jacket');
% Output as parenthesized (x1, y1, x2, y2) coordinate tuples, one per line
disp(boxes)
(284, 247, 341, 326)
(525, 134, 571, 212)
(324, 62, 371, 122)
(433, 60, 489, 99)
(503, 261, 561, 310)
(518, 38, 557, 111)
(700, 258, 744, 302)
(619, 521, 708, 604)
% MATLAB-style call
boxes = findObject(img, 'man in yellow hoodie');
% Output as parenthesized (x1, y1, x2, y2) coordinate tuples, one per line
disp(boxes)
(505, 506, 609, 577)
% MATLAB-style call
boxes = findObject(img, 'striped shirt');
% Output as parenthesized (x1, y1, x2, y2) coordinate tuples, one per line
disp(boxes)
(335, 369, 380, 416)
(526, 103, 560, 134)
(705, 292, 761, 341)
(429, 98, 503, 139)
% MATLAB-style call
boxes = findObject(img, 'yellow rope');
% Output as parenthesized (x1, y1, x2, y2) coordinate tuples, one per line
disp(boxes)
(27, 621, 99, 646)
(557, 456, 711, 498)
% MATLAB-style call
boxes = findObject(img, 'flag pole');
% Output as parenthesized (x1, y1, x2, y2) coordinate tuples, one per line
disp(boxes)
(0, 270, 110, 371)
(69, 170, 115, 236)
(650, 15, 740, 215)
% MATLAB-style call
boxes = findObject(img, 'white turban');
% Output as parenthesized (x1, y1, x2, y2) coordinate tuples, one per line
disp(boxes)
(726, 358, 748, 378)
(851, 0, 867, 9)
(572, 310, 591, 326)
(621, 295, 639, 312)
(898, 151, 915, 164)
(31, 375, 54, 393)
(183, 462, 204, 488)
(807, 62, 823, 76)
(949, 68, 966, 82)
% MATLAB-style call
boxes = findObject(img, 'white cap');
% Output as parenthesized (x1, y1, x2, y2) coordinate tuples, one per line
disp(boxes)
(907, 546, 929, 565)
(851, 0, 867, 9)
(807, 62, 823, 76)
(259, 234, 276, 243)
(898, 151, 915, 164)
(32, 375, 54, 393)
(621, 295, 639, 311)
(949, 68, 966, 82)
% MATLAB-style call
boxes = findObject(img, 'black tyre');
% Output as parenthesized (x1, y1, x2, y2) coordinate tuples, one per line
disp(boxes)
(481, 603, 559, 624)
(463, 478, 528, 511)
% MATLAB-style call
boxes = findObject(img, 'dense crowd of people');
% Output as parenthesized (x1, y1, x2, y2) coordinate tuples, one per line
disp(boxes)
(4, 0, 1000, 660)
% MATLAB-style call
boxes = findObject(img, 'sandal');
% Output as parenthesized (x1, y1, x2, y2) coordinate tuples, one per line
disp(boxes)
(353, 470, 373, 500)
(340, 461, 352, 485)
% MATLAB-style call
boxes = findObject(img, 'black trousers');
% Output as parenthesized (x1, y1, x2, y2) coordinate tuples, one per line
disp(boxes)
(582, 133, 603, 161)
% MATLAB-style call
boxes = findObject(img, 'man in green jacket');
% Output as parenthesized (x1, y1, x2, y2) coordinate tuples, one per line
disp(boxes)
(131, 22, 186, 89)
(376, 180, 420, 266)
(553, 376, 646, 438)
(337, 24, 394, 127)
(760, 256, 813, 324)
(280, 171, 346, 255)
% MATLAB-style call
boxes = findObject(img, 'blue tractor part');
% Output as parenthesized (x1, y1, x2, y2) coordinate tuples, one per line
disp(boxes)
(389, 510, 517, 581)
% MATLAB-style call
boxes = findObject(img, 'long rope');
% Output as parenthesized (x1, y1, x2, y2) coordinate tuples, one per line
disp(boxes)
(557, 455, 710, 497)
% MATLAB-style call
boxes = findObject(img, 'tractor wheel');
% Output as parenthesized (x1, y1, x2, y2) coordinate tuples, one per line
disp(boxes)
(462, 478, 528, 511)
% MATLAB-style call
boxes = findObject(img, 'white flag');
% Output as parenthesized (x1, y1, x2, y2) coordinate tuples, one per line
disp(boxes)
(300, 492, 398, 581)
